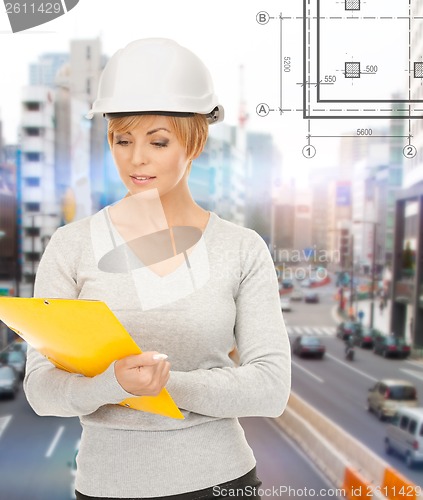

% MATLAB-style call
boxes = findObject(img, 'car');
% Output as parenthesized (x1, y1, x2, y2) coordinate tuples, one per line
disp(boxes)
(304, 291, 319, 303)
(372, 335, 411, 359)
(292, 335, 325, 359)
(0, 350, 26, 379)
(290, 289, 303, 301)
(385, 407, 423, 468)
(281, 278, 294, 290)
(11, 341, 28, 353)
(336, 321, 362, 340)
(353, 327, 380, 348)
(300, 278, 311, 288)
(280, 297, 292, 312)
(367, 379, 418, 420)
(0, 364, 19, 399)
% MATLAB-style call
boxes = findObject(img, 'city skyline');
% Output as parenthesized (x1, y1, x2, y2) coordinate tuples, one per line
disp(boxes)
(0, 0, 409, 185)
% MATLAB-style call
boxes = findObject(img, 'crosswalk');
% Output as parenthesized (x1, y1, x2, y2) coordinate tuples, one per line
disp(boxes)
(285, 325, 336, 337)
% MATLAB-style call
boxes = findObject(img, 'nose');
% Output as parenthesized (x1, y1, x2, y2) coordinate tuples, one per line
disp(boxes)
(130, 142, 148, 166)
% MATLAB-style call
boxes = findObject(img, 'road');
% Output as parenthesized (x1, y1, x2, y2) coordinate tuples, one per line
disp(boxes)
(0, 389, 81, 500)
(241, 417, 342, 498)
(2, 277, 419, 498)
(283, 279, 423, 486)
(0, 381, 339, 499)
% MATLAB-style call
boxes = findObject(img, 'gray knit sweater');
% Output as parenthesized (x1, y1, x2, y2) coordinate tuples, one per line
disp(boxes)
(23, 209, 291, 498)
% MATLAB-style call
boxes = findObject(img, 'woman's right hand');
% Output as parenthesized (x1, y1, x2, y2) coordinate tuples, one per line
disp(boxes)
(114, 352, 170, 397)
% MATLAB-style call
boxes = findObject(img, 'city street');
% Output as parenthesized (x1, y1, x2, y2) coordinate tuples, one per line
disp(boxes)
(0, 389, 81, 499)
(283, 278, 423, 486)
(1, 276, 421, 498)
(0, 373, 339, 499)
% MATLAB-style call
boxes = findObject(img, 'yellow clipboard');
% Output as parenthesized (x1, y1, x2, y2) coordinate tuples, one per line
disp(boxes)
(0, 297, 183, 420)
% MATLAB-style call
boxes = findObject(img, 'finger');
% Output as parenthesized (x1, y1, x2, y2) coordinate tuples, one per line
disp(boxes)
(135, 369, 169, 396)
(119, 352, 168, 368)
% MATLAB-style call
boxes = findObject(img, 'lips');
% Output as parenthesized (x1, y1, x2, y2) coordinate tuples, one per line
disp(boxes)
(130, 175, 157, 186)
(131, 174, 156, 180)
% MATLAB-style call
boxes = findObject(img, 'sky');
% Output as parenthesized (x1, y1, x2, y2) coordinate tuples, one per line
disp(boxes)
(0, 0, 407, 184)
(0, 1, 281, 141)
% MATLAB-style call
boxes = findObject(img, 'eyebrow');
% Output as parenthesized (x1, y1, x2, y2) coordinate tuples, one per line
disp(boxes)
(146, 127, 171, 136)
(115, 127, 171, 139)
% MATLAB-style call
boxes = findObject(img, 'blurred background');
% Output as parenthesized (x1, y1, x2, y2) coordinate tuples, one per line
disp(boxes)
(0, 1, 423, 499)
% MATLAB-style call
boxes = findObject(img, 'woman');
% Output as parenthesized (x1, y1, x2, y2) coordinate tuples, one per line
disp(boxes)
(24, 38, 291, 499)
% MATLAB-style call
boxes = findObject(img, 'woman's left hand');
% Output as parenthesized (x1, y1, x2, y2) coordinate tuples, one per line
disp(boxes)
(114, 351, 170, 397)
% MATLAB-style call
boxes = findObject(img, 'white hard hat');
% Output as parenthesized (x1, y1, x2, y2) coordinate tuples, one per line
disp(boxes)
(87, 38, 224, 124)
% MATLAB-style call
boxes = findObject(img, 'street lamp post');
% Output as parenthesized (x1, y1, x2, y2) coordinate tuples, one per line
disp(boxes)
(369, 222, 377, 329)
(328, 226, 351, 314)
(349, 233, 355, 315)
(354, 220, 378, 329)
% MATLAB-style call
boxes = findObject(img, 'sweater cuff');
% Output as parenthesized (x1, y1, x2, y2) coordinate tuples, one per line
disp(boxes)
(165, 371, 200, 410)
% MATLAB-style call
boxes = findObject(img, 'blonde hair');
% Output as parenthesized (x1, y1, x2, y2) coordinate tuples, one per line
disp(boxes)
(107, 114, 209, 172)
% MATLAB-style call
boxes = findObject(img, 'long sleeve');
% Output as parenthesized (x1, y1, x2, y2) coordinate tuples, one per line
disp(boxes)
(24, 212, 291, 423)
(166, 233, 291, 418)
(22, 211, 292, 498)
(23, 227, 133, 417)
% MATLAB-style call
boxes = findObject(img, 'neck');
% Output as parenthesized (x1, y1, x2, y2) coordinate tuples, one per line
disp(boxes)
(160, 189, 205, 227)
(115, 178, 208, 230)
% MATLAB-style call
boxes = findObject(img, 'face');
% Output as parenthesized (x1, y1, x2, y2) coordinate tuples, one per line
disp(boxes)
(111, 116, 191, 198)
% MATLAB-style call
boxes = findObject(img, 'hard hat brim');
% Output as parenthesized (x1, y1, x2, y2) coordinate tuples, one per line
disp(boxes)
(86, 105, 224, 124)
(104, 111, 196, 120)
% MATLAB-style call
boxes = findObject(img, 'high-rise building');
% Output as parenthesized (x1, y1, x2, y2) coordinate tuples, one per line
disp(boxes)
(0, 138, 17, 284)
(54, 39, 107, 218)
(245, 131, 280, 242)
(69, 39, 109, 212)
(29, 53, 69, 87)
(0, 136, 19, 287)
(20, 86, 60, 284)
(390, 0, 423, 346)
(19, 40, 108, 289)
(190, 123, 246, 226)
(308, 167, 337, 263)
(336, 130, 397, 277)
(271, 179, 317, 266)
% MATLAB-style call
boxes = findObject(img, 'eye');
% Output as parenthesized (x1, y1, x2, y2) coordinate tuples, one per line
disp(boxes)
(115, 140, 131, 146)
(151, 141, 169, 148)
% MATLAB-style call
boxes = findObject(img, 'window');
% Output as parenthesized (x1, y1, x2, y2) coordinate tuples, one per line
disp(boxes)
(301, 337, 320, 346)
(25, 102, 40, 111)
(389, 386, 416, 401)
(25, 202, 40, 212)
(24, 152, 41, 162)
(399, 416, 410, 430)
(408, 419, 417, 435)
(25, 127, 41, 137)
(86, 45, 91, 60)
(25, 227, 40, 237)
(25, 177, 40, 187)
(25, 251, 41, 262)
